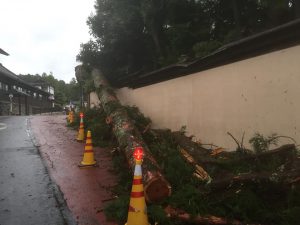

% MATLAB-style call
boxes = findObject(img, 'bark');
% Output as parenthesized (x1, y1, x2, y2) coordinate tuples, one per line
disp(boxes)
(170, 131, 227, 166)
(172, 131, 211, 156)
(179, 148, 211, 182)
(173, 134, 296, 167)
(227, 144, 296, 164)
(90, 68, 171, 203)
(210, 169, 300, 191)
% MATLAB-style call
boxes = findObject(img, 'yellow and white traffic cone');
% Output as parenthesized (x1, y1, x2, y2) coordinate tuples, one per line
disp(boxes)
(67, 111, 70, 123)
(69, 111, 74, 124)
(78, 130, 97, 167)
(125, 147, 150, 225)
(76, 113, 85, 142)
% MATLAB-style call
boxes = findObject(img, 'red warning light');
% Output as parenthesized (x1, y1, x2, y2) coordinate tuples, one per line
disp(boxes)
(80, 112, 84, 118)
(133, 147, 143, 161)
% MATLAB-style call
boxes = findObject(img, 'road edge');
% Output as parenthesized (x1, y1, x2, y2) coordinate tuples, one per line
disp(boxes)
(26, 116, 77, 225)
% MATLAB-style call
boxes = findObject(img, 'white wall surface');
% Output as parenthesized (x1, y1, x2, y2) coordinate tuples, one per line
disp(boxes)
(94, 45, 300, 150)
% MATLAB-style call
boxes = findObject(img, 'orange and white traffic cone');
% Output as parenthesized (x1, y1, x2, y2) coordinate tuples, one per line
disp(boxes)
(67, 111, 71, 123)
(78, 130, 97, 167)
(76, 113, 85, 142)
(125, 147, 150, 225)
(69, 111, 74, 124)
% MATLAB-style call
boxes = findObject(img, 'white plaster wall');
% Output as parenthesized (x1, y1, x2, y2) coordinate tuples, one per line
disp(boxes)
(99, 45, 300, 150)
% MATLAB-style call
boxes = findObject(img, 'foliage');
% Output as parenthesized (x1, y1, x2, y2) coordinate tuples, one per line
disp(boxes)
(83, 108, 113, 147)
(147, 205, 171, 225)
(216, 188, 267, 222)
(103, 147, 133, 223)
(193, 40, 222, 58)
(78, 0, 150, 82)
(78, 0, 298, 83)
(124, 105, 151, 132)
(70, 108, 113, 147)
(169, 184, 209, 215)
(249, 133, 279, 153)
(148, 138, 196, 189)
(19, 73, 81, 105)
(77, 105, 300, 225)
(104, 195, 129, 223)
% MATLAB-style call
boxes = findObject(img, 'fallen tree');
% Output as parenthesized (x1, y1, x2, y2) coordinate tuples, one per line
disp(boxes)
(75, 66, 300, 225)
(210, 168, 300, 191)
(172, 131, 296, 167)
(79, 67, 172, 203)
(179, 148, 211, 182)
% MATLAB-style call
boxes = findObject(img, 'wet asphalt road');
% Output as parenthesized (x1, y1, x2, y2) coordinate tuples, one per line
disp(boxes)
(0, 116, 68, 225)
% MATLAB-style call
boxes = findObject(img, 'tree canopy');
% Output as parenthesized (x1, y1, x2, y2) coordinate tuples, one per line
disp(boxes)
(77, 0, 299, 83)
(19, 73, 81, 105)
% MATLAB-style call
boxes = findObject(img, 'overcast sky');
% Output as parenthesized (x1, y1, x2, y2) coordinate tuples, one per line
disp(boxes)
(0, 0, 95, 83)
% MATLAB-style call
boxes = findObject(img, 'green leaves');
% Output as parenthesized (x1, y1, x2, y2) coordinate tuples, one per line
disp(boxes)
(249, 133, 279, 154)
(19, 73, 81, 105)
(78, 0, 298, 85)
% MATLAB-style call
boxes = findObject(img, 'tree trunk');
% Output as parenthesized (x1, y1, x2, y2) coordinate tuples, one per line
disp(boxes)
(210, 169, 300, 191)
(227, 144, 296, 164)
(179, 148, 211, 182)
(172, 131, 297, 173)
(171, 131, 225, 165)
(89, 67, 171, 203)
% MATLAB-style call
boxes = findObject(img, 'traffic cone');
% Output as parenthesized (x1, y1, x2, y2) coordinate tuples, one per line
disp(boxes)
(69, 111, 74, 124)
(76, 114, 85, 142)
(78, 130, 97, 167)
(125, 147, 150, 225)
(67, 111, 70, 123)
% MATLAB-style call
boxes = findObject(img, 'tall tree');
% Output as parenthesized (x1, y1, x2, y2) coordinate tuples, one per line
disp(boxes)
(78, 0, 151, 82)
(141, 0, 167, 60)
(19, 73, 81, 105)
(77, 0, 297, 83)
(293, 0, 300, 18)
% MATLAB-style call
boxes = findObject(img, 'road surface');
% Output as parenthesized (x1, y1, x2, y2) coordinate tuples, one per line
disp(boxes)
(0, 116, 73, 225)
(30, 115, 117, 225)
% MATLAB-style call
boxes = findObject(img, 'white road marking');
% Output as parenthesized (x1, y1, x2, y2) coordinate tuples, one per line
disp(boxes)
(0, 123, 7, 130)
(26, 118, 31, 137)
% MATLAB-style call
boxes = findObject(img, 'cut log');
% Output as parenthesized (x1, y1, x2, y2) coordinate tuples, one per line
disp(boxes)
(173, 132, 296, 168)
(85, 67, 171, 203)
(172, 131, 211, 156)
(170, 131, 232, 166)
(228, 144, 296, 164)
(179, 148, 211, 182)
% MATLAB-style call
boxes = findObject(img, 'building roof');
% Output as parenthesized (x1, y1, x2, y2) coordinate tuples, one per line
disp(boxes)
(116, 18, 300, 89)
(0, 48, 9, 56)
(0, 63, 50, 96)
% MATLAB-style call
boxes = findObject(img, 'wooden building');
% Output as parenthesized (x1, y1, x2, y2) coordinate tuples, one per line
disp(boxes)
(0, 63, 53, 115)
